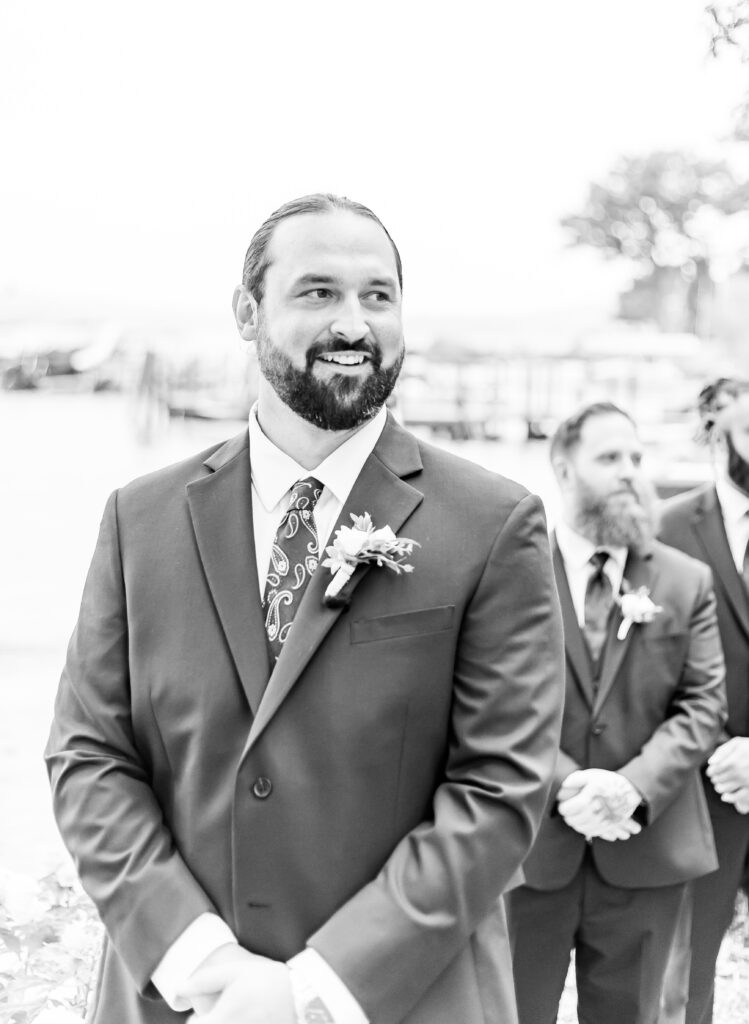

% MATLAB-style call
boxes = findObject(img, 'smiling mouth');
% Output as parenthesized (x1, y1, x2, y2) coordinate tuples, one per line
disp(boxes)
(317, 352, 371, 367)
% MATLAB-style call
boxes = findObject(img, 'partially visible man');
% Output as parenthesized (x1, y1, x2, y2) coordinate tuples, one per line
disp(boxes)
(658, 378, 749, 1024)
(508, 402, 726, 1024)
(45, 193, 565, 1024)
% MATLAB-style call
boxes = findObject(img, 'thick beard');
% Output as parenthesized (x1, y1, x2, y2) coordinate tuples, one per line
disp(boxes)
(256, 327, 404, 431)
(726, 433, 749, 496)
(574, 482, 656, 555)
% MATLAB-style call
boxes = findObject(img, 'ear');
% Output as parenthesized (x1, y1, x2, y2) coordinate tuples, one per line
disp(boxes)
(551, 454, 570, 489)
(233, 286, 259, 342)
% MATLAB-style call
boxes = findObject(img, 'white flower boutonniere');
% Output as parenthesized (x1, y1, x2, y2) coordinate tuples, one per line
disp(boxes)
(322, 512, 419, 606)
(616, 583, 663, 640)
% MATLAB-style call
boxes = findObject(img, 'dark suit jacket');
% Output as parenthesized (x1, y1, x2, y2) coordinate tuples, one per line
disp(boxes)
(522, 537, 726, 892)
(45, 416, 564, 1024)
(659, 484, 749, 741)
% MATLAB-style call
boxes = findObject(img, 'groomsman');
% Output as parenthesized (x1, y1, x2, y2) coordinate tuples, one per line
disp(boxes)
(659, 378, 749, 1024)
(509, 401, 726, 1024)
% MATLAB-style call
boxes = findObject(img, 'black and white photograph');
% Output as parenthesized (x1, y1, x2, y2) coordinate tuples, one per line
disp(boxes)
(2, 2, 749, 1022)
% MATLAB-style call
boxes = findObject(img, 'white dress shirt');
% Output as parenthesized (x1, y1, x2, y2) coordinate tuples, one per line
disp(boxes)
(554, 519, 627, 628)
(715, 476, 749, 575)
(152, 404, 387, 1022)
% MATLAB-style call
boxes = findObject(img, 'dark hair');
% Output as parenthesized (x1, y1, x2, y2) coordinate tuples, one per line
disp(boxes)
(241, 193, 403, 303)
(695, 377, 749, 444)
(550, 401, 635, 462)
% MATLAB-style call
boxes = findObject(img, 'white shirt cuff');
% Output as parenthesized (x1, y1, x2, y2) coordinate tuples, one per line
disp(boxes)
(288, 948, 368, 1024)
(151, 912, 237, 1011)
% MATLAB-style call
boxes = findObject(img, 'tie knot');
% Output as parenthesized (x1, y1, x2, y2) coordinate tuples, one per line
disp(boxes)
(288, 477, 323, 513)
(590, 550, 609, 573)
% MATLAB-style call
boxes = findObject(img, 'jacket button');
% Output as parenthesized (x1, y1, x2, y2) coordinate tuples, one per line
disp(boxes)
(591, 724, 606, 736)
(252, 777, 273, 799)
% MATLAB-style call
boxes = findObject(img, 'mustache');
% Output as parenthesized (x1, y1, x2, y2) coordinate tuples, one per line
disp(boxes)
(305, 338, 382, 371)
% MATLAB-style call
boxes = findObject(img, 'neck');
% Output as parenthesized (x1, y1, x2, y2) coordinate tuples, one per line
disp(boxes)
(256, 382, 371, 470)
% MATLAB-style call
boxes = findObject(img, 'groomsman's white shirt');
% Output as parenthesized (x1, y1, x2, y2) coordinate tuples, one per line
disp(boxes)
(554, 519, 627, 629)
(715, 475, 749, 574)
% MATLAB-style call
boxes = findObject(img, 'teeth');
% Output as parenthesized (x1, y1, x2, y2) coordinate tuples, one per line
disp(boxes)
(320, 353, 367, 365)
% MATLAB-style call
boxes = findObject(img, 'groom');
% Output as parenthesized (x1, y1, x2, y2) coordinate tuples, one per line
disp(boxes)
(46, 193, 564, 1024)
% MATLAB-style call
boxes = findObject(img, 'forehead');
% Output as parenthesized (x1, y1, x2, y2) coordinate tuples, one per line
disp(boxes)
(726, 391, 749, 429)
(576, 413, 641, 454)
(265, 210, 399, 287)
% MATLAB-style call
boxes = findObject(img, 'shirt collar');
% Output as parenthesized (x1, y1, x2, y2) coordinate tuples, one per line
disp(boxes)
(248, 404, 388, 511)
(555, 518, 628, 577)
(715, 475, 749, 526)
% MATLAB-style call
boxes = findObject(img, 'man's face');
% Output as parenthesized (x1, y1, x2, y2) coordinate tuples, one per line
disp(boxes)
(558, 413, 654, 549)
(242, 210, 404, 431)
(724, 392, 749, 495)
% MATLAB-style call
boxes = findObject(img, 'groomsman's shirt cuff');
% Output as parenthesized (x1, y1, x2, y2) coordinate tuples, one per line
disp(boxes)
(289, 949, 369, 1024)
(151, 912, 237, 1011)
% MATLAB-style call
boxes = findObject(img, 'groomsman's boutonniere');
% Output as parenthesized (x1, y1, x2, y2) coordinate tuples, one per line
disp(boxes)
(616, 582, 663, 640)
(322, 513, 419, 607)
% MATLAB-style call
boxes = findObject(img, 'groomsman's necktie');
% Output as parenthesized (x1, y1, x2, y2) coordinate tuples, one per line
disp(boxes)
(583, 550, 614, 666)
(263, 477, 324, 663)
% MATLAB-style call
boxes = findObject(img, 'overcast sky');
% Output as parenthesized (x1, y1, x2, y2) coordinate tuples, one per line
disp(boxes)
(1, 0, 747, 326)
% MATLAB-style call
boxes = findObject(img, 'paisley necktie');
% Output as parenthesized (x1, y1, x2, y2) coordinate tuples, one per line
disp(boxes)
(262, 476, 323, 663)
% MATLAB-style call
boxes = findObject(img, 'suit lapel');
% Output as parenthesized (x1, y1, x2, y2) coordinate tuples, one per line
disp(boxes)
(593, 548, 658, 714)
(244, 416, 424, 755)
(186, 430, 270, 716)
(551, 537, 596, 708)
(690, 486, 749, 640)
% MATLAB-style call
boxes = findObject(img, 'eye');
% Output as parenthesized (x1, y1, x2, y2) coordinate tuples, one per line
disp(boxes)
(304, 288, 332, 300)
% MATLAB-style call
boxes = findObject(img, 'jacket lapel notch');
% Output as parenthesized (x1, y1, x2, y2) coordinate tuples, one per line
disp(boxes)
(186, 432, 270, 716)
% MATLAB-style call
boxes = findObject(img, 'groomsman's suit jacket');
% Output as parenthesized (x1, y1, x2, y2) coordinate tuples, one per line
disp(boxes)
(521, 536, 726, 892)
(45, 415, 564, 1024)
(659, 485, 749, 742)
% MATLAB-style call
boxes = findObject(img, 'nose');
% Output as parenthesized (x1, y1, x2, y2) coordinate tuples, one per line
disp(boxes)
(329, 295, 368, 342)
(618, 456, 637, 481)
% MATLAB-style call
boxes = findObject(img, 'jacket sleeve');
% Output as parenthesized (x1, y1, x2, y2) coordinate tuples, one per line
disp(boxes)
(618, 566, 727, 821)
(307, 493, 566, 1024)
(44, 491, 215, 995)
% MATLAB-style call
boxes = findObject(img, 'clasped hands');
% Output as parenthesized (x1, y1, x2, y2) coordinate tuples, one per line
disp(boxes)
(178, 943, 295, 1024)
(706, 736, 749, 814)
(557, 769, 642, 842)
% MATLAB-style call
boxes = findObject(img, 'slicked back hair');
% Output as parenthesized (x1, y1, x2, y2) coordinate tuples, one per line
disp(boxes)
(241, 193, 403, 303)
(550, 401, 636, 463)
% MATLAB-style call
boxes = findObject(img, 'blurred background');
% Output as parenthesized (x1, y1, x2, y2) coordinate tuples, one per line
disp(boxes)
(2, 0, 749, 888)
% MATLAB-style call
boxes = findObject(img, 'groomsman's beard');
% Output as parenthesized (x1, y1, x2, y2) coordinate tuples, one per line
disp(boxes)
(256, 327, 405, 431)
(726, 433, 749, 496)
(573, 483, 657, 554)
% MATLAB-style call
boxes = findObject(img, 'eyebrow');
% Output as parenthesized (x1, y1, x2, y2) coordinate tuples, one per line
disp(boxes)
(292, 273, 398, 290)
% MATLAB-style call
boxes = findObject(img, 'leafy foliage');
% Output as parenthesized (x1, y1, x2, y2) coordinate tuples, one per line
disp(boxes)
(562, 151, 749, 274)
(0, 865, 101, 1023)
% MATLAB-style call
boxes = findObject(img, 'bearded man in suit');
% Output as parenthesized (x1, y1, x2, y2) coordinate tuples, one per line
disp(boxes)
(508, 401, 726, 1024)
(45, 193, 565, 1024)
(658, 378, 749, 1024)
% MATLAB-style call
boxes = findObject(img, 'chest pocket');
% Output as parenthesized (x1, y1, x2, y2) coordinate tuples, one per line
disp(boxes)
(350, 605, 455, 644)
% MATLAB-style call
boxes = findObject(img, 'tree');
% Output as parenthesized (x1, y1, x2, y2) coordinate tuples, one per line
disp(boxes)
(707, 3, 749, 138)
(561, 151, 749, 335)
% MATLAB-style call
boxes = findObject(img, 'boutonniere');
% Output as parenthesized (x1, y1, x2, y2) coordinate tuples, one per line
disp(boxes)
(322, 512, 419, 607)
(616, 582, 663, 640)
